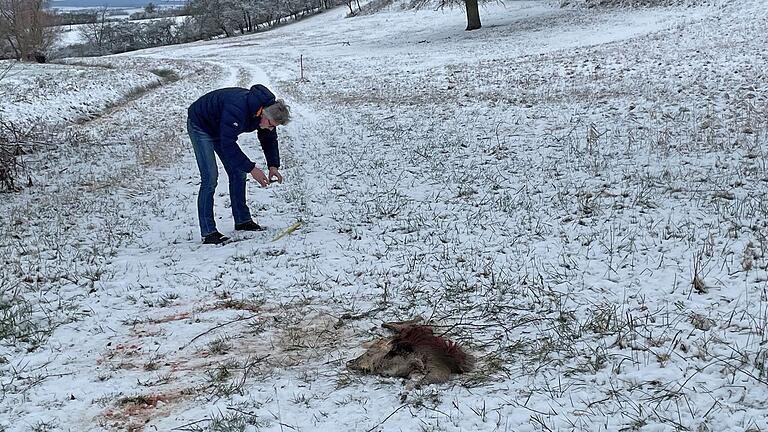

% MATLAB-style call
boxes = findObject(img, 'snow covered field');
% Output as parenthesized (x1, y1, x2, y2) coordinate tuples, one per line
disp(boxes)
(2, 0, 768, 430)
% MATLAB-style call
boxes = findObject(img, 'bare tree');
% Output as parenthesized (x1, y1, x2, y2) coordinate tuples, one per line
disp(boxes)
(0, 62, 30, 191)
(186, 0, 235, 37)
(144, 2, 158, 14)
(0, 0, 58, 61)
(345, 0, 362, 15)
(183, 0, 331, 39)
(463, 0, 480, 30)
(0, 118, 31, 191)
(411, 0, 486, 31)
(78, 7, 112, 54)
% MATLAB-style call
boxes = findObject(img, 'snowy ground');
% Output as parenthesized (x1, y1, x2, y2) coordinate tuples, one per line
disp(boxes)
(2, 0, 768, 431)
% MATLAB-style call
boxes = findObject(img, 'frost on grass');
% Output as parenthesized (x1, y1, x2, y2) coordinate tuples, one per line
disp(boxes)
(2, 0, 768, 431)
(0, 57, 224, 429)
(268, 2, 768, 428)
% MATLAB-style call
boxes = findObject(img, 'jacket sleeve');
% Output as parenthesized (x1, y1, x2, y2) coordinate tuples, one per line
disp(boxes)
(218, 106, 256, 173)
(257, 128, 280, 168)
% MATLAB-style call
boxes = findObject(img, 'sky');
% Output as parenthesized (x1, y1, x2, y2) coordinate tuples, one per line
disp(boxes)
(2, 0, 768, 430)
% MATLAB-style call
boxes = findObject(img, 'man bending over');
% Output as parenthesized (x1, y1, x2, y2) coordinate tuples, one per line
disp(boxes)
(187, 84, 291, 244)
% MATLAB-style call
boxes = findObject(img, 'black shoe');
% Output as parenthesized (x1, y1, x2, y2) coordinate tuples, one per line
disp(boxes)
(235, 221, 265, 231)
(202, 232, 230, 244)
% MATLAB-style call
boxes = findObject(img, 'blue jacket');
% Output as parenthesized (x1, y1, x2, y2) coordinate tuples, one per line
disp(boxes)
(188, 84, 280, 173)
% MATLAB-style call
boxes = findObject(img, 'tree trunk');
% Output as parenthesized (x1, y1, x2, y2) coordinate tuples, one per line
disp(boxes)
(5, 35, 21, 60)
(464, 0, 481, 31)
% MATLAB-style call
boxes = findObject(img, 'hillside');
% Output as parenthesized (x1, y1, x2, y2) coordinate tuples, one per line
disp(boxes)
(1, 0, 767, 430)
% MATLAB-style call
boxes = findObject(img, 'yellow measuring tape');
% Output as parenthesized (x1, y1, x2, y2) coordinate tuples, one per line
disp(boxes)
(272, 221, 303, 242)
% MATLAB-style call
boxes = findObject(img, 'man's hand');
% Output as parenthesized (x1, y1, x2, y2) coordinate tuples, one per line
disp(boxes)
(268, 167, 283, 184)
(250, 167, 269, 187)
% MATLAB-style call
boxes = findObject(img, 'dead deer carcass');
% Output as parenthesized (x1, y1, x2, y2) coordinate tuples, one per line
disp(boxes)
(347, 319, 475, 384)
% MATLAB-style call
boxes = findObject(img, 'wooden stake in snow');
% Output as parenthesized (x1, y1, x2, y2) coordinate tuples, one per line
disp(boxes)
(299, 55, 309, 83)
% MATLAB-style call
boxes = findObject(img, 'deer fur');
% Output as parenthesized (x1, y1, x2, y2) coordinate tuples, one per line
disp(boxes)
(347, 318, 475, 384)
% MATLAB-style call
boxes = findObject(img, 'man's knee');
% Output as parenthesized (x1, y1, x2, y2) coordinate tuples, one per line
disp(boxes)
(200, 173, 218, 192)
(223, 166, 246, 182)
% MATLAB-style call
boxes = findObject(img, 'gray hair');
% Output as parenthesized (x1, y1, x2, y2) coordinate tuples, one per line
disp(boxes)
(263, 99, 291, 125)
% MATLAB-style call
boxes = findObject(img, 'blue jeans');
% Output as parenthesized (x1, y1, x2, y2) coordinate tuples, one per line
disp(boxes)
(188, 119, 252, 237)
